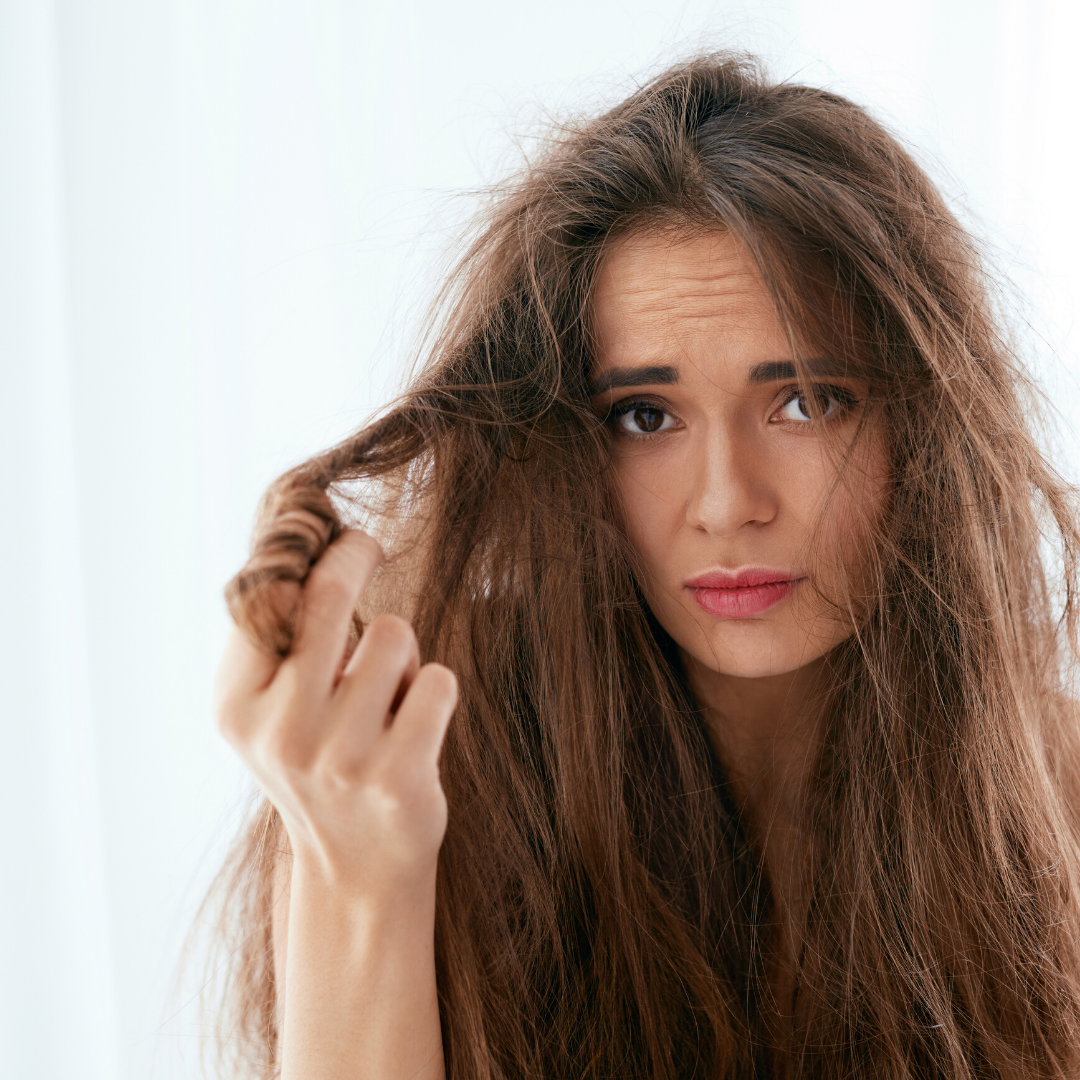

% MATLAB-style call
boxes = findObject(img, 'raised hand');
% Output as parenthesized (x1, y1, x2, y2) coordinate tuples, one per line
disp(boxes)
(213, 529, 455, 1079)
(215, 529, 457, 886)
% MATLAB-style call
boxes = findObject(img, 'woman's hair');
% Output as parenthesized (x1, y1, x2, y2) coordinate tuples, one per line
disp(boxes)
(200, 53, 1080, 1078)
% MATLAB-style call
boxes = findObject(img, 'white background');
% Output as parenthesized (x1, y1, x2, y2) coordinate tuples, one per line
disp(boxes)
(3, 1, 1079, 1077)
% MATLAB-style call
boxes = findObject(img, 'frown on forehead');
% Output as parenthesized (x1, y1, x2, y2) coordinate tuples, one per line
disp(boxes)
(591, 229, 789, 374)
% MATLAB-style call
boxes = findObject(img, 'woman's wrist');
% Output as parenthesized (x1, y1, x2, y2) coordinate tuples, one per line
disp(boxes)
(280, 850, 443, 1080)
(287, 843, 440, 917)
(285, 855, 439, 979)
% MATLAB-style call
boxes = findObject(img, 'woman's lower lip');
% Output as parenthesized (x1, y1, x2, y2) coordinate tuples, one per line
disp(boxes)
(688, 579, 800, 619)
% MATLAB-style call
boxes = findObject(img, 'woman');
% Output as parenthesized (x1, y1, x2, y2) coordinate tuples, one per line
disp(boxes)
(206, 53, 1080, 1079)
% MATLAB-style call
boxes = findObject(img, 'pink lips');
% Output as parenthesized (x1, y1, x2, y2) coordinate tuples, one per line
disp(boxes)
(685, 567, 803, 619)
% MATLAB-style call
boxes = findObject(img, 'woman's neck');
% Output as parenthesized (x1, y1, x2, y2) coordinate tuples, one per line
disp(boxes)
(681, 652, 829, 823)
(682, 652, 830, 1029)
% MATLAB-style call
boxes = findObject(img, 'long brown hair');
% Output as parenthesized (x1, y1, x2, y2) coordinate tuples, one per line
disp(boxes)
(200, 53, 1080, 1078)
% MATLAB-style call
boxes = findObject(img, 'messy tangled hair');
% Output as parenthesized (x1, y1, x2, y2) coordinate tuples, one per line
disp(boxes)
(202, 53, 1080, 1078)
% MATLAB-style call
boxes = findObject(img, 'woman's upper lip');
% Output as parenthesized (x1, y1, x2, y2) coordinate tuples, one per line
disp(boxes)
(685, 567, 802, 589)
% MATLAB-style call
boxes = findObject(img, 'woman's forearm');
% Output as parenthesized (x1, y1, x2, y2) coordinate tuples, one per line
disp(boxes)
(280, 858, 444, 1080)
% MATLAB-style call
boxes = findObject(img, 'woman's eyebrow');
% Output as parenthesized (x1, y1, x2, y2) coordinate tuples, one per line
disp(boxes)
(747, 359, 850, 384)
(588, 364, 678, 395)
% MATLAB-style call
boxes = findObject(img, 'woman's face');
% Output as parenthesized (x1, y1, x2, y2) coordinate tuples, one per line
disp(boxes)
(591, 230, 888, 680)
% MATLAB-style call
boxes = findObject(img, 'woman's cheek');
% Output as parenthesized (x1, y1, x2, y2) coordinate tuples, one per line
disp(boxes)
(618, 460, 684, 576)
(804, 444, 890, 611)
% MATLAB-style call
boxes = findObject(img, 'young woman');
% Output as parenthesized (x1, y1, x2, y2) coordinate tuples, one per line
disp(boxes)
(206, 53, 1080, 1079)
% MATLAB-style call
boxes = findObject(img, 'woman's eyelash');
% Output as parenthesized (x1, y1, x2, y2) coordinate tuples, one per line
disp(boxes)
(609, 397, 664, 419)
(776, 384, 860, 416)
(779, 383, 859, 404)
(603, 386, 859, 434)
(607, 398, 676, 436)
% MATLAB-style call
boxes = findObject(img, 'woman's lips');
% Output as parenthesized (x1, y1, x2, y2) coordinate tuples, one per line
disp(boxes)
(685, 569, 803, 619)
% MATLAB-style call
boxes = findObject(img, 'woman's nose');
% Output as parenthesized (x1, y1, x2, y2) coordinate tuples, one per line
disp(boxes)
(684, 423, 779, 536)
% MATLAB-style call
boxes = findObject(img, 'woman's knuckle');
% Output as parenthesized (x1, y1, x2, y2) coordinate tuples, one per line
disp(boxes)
(270, 661, 303, 705)
(262, 722, 311, 772)
(380, 746, 439, 791)
(312, 758, 356, 792)
(365, 753, 403, 793)
(307, 566, 351, 605)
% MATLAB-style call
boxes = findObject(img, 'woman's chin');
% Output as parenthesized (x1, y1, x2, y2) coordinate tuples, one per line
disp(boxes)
(676, 626, 837, 682)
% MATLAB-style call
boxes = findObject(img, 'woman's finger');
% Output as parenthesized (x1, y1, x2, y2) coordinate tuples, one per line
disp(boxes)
(213, 623, 281, 746)
(319, 614, 421, 771)
(287, 530, 384, 693)
(340, 611, 421, 695)
(385, 662, 458, 770)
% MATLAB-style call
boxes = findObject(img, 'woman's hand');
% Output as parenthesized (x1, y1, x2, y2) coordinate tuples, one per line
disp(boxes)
(214, 528, 458, 892)
(213, 530, 455, 1079)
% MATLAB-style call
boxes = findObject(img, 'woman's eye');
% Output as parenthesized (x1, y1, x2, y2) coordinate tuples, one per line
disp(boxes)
(774, 386, 854, 423)
(613, 403, 677, 435)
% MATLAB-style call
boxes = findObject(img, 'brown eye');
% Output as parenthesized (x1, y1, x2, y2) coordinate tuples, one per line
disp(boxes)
(775, 385, 855, 424)
(634, 406, 664, 432)
(613, 403, 675, 435)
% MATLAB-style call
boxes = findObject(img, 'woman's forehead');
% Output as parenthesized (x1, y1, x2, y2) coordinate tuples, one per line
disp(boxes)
(591, 229, 790, 376)
(593, 229, 766, 315)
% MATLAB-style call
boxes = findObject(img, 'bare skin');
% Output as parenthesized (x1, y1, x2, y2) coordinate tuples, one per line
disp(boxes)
(214, 228, 887, 1075)
(591, 228, 888, 1028)
(214, 534, 455, 1080)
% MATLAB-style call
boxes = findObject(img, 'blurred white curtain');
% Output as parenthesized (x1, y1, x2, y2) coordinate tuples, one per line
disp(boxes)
(1, 2, 119, 1078)
(2, 1, 1077, 1077)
